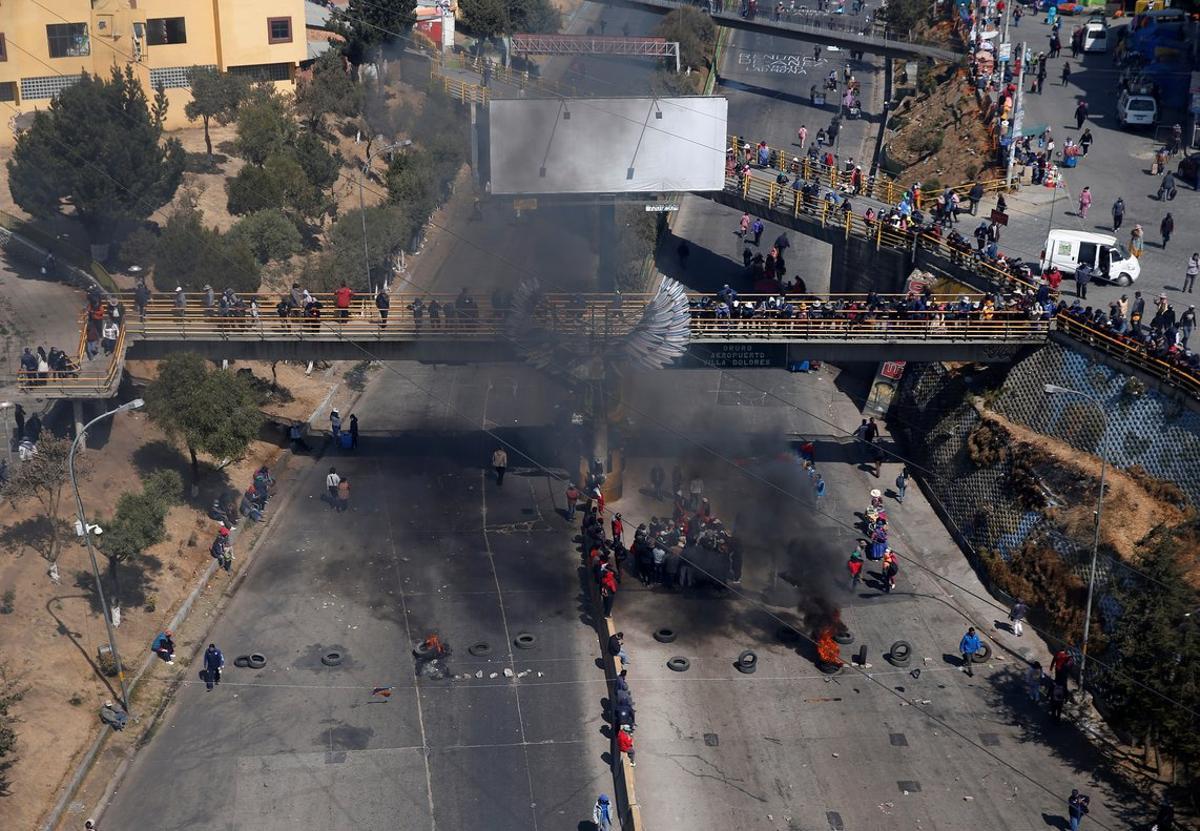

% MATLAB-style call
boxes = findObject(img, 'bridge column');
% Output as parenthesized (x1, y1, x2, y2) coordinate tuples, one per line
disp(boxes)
(72, 400, 85, 440)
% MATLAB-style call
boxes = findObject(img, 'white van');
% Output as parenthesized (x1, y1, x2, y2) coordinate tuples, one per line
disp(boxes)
(1083, 21, 1108, 53)
(1041, 230, 1141, 287)
(1117, 90, 1158, 128)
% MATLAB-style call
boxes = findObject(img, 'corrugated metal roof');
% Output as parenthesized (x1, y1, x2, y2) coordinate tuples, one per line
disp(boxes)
(305, 0, 333, 28)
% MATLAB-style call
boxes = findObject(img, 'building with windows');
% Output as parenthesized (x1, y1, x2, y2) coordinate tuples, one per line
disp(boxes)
(0, 0, 308, 144)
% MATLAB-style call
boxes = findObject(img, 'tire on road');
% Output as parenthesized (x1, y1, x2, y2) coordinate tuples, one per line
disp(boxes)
(653, 628, 677, 644)
(887, 640, 912, 666)
(735, 650, 758, 674)
(247, 653, 267, 669)
(468, 642, 493, 657)
(971, 643, 993, 663)
(413, 641, 435, 659)
(834, 629, 855, 645)
(321, 651, 343, 667)
(667, 657, 691, 672)
(233, 654, 251, 668)
(514, 633, 536, 649)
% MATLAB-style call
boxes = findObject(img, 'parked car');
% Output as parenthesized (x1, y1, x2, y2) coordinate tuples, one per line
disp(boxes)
(1116, 90, 1158, 128)
(1041, 230, 1141, 287)
(1178, 153, 1200, 189)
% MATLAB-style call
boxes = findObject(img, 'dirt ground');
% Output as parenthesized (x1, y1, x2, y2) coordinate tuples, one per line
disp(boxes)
(0, 361, 341, 830)
(975, 402, 1191, 564)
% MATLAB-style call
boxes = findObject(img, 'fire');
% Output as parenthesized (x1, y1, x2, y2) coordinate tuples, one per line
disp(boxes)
(816, 627, 843, 667)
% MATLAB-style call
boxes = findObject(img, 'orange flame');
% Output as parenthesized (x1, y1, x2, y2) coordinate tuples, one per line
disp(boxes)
(816, 627, 843, 666)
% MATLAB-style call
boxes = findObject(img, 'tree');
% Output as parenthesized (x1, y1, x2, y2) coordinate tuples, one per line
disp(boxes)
(234, 87, 296, 165)
(96, 469, 182, 609)
(460, 0, 509, 39)
(226, 154, 328, 223)
(295, 50, 363, 131)
(655, 7, 715, 72)
(229, 210, 303, 263)
(0, 435, 88, 563)
(332, 0, 419, 69)
(877, 0, 929, 36)
(6, 67, 184, 236)
(291, 132, 343, 192)
(184, 68, 249, 160)
(153, 208, 261, 292)
(144, 354, 265, 486)
(1102, 524, 1200, 780)
(0, 664, 25, 796)
(329, 205, 410, 290)
(508, 0, 561, 34)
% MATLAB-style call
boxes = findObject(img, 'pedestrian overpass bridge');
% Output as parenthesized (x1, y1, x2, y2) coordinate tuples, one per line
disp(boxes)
(11, 288, 1051, 399)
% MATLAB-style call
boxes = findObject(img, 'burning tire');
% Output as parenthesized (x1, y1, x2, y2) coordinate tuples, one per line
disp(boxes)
(735, 650, 758, 674)
(817, 660, 844, 675)
(667, 657, 691, 672)
(247, 653, 266, 669)
(971, 643, 992, 663)
(413, 641, 436, 659)
(887, 640, 912, 666)
(468, 642, 493, 657)
(834, 629, 855, 645)
(653, 628, 677, 644)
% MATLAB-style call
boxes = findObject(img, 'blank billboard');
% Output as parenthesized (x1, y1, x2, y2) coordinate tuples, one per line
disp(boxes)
(488, 97, 728, 196)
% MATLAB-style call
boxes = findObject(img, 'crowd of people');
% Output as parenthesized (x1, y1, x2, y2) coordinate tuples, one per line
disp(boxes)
(207, 464, 276, 568)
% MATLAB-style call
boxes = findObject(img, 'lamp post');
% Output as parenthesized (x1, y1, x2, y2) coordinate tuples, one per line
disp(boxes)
(1043, 383, 1107, 689)
(70, 398, 144, 713)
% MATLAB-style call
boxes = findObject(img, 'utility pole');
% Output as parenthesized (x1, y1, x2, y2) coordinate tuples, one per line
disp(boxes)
(358, 141, 405, 294)
(1006, 41, 1026, 190)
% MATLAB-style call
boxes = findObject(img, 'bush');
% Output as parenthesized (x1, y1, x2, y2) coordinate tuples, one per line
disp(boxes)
(229, 210, 303, 263)
(98, 466, 183, 566)
(118, 226, 160, 270)
(154, 208, 261, 292)
(328, 205, 410, 291)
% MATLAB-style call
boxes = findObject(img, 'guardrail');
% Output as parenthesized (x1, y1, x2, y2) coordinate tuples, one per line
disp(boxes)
(729, 165, 1200, 398)
(431, 72, 489, 105)
(11, 322, 126, 397)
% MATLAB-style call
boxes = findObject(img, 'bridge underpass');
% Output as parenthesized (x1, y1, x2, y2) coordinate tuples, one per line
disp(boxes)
(594, 0, 959, 60)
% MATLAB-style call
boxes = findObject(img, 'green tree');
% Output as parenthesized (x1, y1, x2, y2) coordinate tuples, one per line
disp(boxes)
(292, 132, 343, 192)
(0, 435, 88, 563)
(96, 468, 182, 609)
(508, 0, 561, 34)
(0, 664, 25, 796)
(154, 208, 260, 292)
(654, 7, 715, 72)
(877, 0, 929, 35)
(226, 154, 328, 223)
(332, 0, 419, 69)
(6, 67, 184, 236)
(295, 50, 363, 131)
(144, 354, 265, 486)
(184, 68, 249, 160)
(234, 87, 296, 165)
(329, 205, 410, 290)
(229, 210, 303, 263)
(460, 0, 509, 38)
(1103, 525, 1200, 778)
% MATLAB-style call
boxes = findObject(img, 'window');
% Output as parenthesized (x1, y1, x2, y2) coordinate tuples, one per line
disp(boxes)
(1078, 242, 1098, 268)
(21, 74, 83, 100)
(267, 17, 293, 44)
(0, 33, 7, 62)
(0, 82, 15, 102)
(146, 17, 187, 46)
(228, 62, 291, 82)
(150, 64, 215, 89)
(46, 23, 90, 58)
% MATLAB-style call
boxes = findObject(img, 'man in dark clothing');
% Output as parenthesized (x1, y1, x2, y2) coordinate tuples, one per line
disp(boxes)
(967, 181, 984, 215)
(1068, 789, 1090, 831)
(349, 414, 359, 449)
(13, 404, 25, 443)
(203, 644, 225, 691)
(608, 631, 629, 665)
(1075, 262, 1091, 298)
(1154, 797, 1174, 831)
(649, 465, 665, 499)
(135, 281, 151, 322)
(376, 289, 390, 327)
(1074, 100, 1088, 130)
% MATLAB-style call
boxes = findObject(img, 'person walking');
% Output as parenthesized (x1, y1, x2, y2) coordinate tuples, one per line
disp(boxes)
(752, 218, 765, 246)
(895, 468, 909, 503)
(593, 794, 614, 831)
(1074, 100, 1088, 130)
(1160, 213, 1174, 249)
(203, 643, 225, 691)
(649, 465, 665, 499)
(1111, 197, 1125, 232)
(1077, 186, 1092, 219)
(1009, 598, 1028, 636)
(814, 473, 826, 502)
(565, 482, 580, 521)
(1130, 225, 1144, 258)
(959, 627, 981, 677)
(967, 181, 984, 215)
(336, 476, 350, 513)
(1184, 253, 1199, 292)
(1061, 61, 1071, 85)
(847, 549, 864, 591)
(1026, 660, 1044, 702)
(611, 513, 624, 545)
(349, 414, 359, 449)
(325, 467, 340, 505)
(738, 212, 751, 238)
(492, 447, 508, 486)
(1068, 789, 1090, 831)
(797, 125, 808, 147)
(1079, 128, 1093, 156)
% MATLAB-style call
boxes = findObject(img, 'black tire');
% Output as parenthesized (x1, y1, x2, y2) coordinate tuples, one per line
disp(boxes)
(233, 654, 251, 668)
(972, 643, 992, 663)
(735, 649, 758, 674)
(247, 653, 266, 669)
(887, 640, 912, 666)
(653, 628, 677, 644)
(413, 641, 434, 659)
(514, 632, 536, 649)
(321, 651, 343, 667)
(667, 657, 691, 672)
(834, 629, 855, 645)
(468, 642, 493, 657)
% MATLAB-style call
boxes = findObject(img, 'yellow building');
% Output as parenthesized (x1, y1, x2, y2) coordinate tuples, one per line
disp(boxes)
(0, 0, 308, 143)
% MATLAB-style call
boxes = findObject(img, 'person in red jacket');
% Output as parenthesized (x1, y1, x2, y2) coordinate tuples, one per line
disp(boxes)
(611, 513, 624, 544)
(334, 282, 353, 321)
(616, 724, 636, 767)
(600, 568, 618, 618)
(847, 551, 864, 591)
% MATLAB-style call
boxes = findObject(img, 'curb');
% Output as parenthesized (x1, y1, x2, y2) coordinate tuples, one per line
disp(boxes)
(42, 380, 355, 831)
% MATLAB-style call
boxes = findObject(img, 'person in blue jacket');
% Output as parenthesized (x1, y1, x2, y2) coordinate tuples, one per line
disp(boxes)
(959, 627, 981, 677)
(203, 644, 225, 690)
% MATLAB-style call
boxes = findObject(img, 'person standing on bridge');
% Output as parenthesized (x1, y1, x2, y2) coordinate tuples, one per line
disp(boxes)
(492, 446, 508, 486)
(376, 288, 391, 327)
(335, 282, 353, 322)
(134, 280, 150, 323)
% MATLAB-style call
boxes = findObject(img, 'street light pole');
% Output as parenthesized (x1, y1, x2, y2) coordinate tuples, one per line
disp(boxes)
(1043, 384, 1107, 689)
(70, 398, 144, 713)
